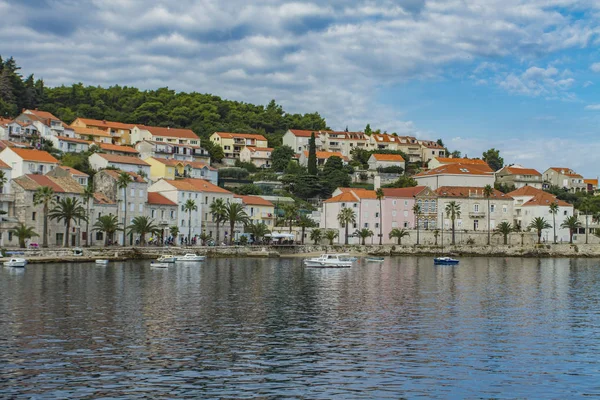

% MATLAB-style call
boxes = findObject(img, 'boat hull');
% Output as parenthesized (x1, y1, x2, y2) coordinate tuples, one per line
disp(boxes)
(434, 258, 459, 265)
(150, 262, 170, 268)
(4, 258, 27, 268)
(95, 260, 109, 265)
(175, 256, 205, 262)
(303, 261, 352, 268)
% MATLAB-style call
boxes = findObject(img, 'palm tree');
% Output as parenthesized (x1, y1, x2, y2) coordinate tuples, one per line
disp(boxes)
(224, 202, 249, 244)
(310, 228, 322, 245)
(127, 216, 159, 246)
(245, 221, 270, 243)
(356, 228, 373, 245)
(49, 197, 87, 247)
(209, 198, 226, 244)
(282, 204, 298, 233)
(116, 172, 133, 246)
(33, 186, 55, 248)
(376, 188, 384, 245)
(549, 202, 559, 244)
(579, 198, 595, 244)
(169, 225, 179, 244)
(494, 221, 513, 245)
(389, 228, 410, 245)
(413, 203, 422, 245)
(297, 214, 315, 244)
(445, 201, 461, 245)
(483, 184, 494, 245)
(561, 215, 582, 244)
(82, 185, 94, 246)
(325, 229, 339, 245)
(528, 217, 551, 244)
(337, 207, 356, 245)
(183, 199, 197, 243)
(10, 223, 38, 248)
(93, 215, 120, 246)
(199, 232, 212, 246)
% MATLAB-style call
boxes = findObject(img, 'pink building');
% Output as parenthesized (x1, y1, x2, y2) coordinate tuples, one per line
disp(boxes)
(382, 186, 438, 239)
(321, 188, 380, 244)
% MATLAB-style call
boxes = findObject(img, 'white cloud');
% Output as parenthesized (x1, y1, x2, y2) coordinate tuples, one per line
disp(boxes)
(591, 62, 600, 72)
(585, 104, 600, 110)
(498, 66, 575, 97)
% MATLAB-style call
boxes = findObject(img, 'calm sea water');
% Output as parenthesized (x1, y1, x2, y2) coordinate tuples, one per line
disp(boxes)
(1, 257, 600, 398)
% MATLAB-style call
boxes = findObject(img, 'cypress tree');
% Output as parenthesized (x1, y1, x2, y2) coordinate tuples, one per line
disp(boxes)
(308, 131, 317, 175)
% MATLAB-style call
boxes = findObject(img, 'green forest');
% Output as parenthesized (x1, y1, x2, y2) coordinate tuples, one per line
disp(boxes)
(0, 55, 328, 147)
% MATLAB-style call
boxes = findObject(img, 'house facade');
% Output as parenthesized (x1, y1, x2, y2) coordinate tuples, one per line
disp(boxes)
(147, 192, 179, 242)
(144, 157, 218, 184)
(282, 129, 326, 153)
(72, 126, 113, 143)
(382, 186, 438, 233)
(134, 140, 210, 163)
(415, 163, 495, 190)
(236, 195, 275, 229)
(49, 136, 91, 153)
(239, 146, 273, 168)
(15, 109, 65, 139)
(299, 150, 348, 167)
(71, 118, 135, 145)
(47, 166, 89, 187)
(91, 142, 139, 157)
(321, 188, 380, 244)
(367, 153, 406, 171)
(543, 168, 586, 192)
(89, 153, 151, 177)
(0, 147, 59, 178)
(210, 132, 269, 165)
(495, 165, 543, 189)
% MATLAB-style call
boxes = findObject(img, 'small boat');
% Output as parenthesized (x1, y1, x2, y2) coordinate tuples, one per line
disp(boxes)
(304, 254, 353, 268)
(434, 257, 459, 265)
(4, 258, 27, 268)
(174, 253, 205, 262)
(365, 256, 385, 262)
(95, 259, 109, 265)
(150, 262, 170, 268)
(156, 255, 176, 263)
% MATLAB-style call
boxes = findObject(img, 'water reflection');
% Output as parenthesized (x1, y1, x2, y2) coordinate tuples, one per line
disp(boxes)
(1, 257, 600, 398)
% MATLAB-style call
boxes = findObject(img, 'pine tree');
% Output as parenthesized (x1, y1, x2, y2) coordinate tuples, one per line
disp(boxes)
(308, 131, 317, 175)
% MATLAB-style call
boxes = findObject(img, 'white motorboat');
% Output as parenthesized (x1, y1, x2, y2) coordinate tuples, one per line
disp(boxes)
(95, 259, 109, 265)
(4, 258, 27, 268)
(175, 253, 205, 262)
(156, 255, 176, 263)
(150, 261, 170, 268)
(303, 254, 354, 268)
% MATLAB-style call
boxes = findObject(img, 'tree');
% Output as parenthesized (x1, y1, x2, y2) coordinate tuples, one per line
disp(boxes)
(364, 124, 372, 135)
(127, 216, 159, 246)
(116, 172, 133, 246)
(307, 131, 317, 175)
(169, 225, 179, 243)
(376, 188, 384, 245)
(356, 228, 373, 245)
(561, 216, 582, 244)
(482, 148, 504, 171)
(382, 176, 417, 189)
(93, 215, 120, 246)
(209, 198, 227, 245)
(199, 232, 212, 246)
(10, 223, 38, 248)
(389, 228, 410, 245)
(82, 185, 94, 246)
(49, 197, 87, 247)
(245, 221, 270, 243)
(494, 222, 513, 245)
(483, 184, 494, 245)
(33, 186, 55, 248)
(579, 198, 595, 244)
(529, 217, 551, 244)
(310, 228, 322, 245)
(325, 229, 339, 245)
(224, 202, 249, 245)
(549, 202, 559, 244)
(271, 145, 295, 172)
(413, 203, 422, 245)
(183, 199, 198, 243)
(445, 201, 461, 245)
(337, 207, 356, 245)
(297, 214, 315, 244)
(282, 203, 298, 233)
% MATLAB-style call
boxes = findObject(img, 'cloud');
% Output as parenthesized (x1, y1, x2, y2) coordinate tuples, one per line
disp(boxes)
(591, 62, 600, 72)
(585, 104, 600, 110)
(497, 66, 575, 97)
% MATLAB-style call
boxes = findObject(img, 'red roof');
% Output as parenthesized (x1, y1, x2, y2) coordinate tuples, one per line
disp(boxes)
(24, 109, 60, 121)
(96, 153, 149, 166)
(337, 187, 377, 199)
(9, 148, 59, 163)
(504, 167, 541, 176)
(140, 125, 198, 140)
(522, 192, 571, 207)
(55, 136, 92, 144)
(324, 192, 359, 203)
(416, 163, 493, 177)
(549, 167, 582, 178)
(147, 192, 177, 206)
(56, 166, 89, 177)
(288, 129, 330, 137)
(213, 132, 267, 141)
(94, 192, 115, 205)
(382, 186, 427, 198)
(163, 178, 231, 194)
(371, 153, 405, 162)
(97, 143, 139, 154)
(435, 186, 512, 199)
(584, 179, 598, 186)
(234, 195, 274, 206)
(72, 126, 112, 137)
(0, 159, 11, 169)
(507, 186, 543, 197)
(75, 118, 135, 131)
(148, 157, 216, 171)
(102, 169, 146, 183)
(246, 147, 274, 152)
(303, 150, 348, 161)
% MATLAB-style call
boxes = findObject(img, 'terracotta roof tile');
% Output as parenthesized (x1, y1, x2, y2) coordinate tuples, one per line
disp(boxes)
(56, 166, 89, 177)
(382, 186, 427, 198)
(14, 174, 83, 194)
(234, 195, 274, 206)
(102, 169, 146, 183)
(372, 153, 405, 162)
(504, 167, 541, 176)
(246, 147, 274, 152)
(549, 167, 583, 178)
(507, 186, 543, 197)
(584, 179, 598, 186)
(213, 132, 267, 141)
(324, 192, 359, 203)
(72, 126, 112, 137)
(75, 118, 135, 131)
(0, 159, 11, 169)
(94, 192, 115, 205)
(55, 136, 92, 145)
(97, 143, 139, 154)
(337, 187, 377, 199)
(416, 163, 493, 177)
(435, 186, 512, 200)
(148, 192, 177, 206)
(97, 153, 149, 166)
(288, 129, 331, 137)
(139, 125, 198, 140)
(435, 157, 489, 165)
(24, 109, 60, 121)
(9, 148, 59, 163)
(303, 150, 349, 161)
(163, 178, 231, 194)
(522, 192, 571, 207)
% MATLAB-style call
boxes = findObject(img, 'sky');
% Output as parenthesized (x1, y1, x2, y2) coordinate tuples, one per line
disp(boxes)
(2, 0, 600, 176)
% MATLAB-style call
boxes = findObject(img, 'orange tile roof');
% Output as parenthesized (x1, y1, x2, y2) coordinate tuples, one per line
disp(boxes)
(435, 157, 489, 166)
(246, 147, 274, 152)
(163, 178, 232, 194)
(522, 192, 571, 207)
(549, 167, 582, 178)
(303, 150, 349, 161)
(0, 117, 12, 125)
(56, 166, 89, 177)
(420, 140, 444, 149)
(24, 109, 60, 121)
(324, 192, 359, 203)
(55, 136, 92, 144)
(415, 163, 493, 177)
(327, 131, 367, 140)
(507, 186, 544, 197)
(371, 153, 405, 162)
(14, 174, 83, 194)
(435, 186, 512, 200)
(94, 192, 115, 205)
(382, 186, 427, 198)
(96, 153, 150, 166)
(337, 187, 377, 199)
(72, 126, 112, 137)
(148, 192, 177, 206)
(0, 159, 10, 169)
(234, 195, 274, 206)
(74, 118, 135, 131)
(9, 148, 59, 163)
(584, 179, 598, 186)
(288, 129, 331, 137)
(504, 167, 541, 176)
(97, 143, 139, 154)
(213, 132, 267, 141)
(148, 157, 216, 171)
(140, 125, 198, 140)
(102, 169, 146, 183)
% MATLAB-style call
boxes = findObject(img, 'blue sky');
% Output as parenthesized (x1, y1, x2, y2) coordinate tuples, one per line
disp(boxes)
(2, 0, 600, 175)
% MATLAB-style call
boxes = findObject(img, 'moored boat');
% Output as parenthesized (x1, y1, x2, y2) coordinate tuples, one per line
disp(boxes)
(434, 257, 459, 265)
(95, 259, 109, 265)
(4, 258, 27, 268)
(150, 262, 170, 268)
(304, 254, 353, 268)
(174, 253, 205, 262)
(156, 255, 176, 263)
(365, 256, 385, 262)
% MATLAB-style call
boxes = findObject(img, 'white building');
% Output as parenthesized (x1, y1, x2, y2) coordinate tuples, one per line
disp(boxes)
(0, 147, 59, 178)
(415, 163, 495, 190)
(49, 136, 91, 153)
(367, 153, 406, 171)
(282, 129, 326, 153)
(89, 153, 151, 177)
(239, 146, 273, 168)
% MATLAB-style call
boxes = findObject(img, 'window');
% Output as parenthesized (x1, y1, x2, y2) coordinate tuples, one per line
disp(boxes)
(8, 231, 12, 241)
(181, 205, 185, 211)
(161, 210, 165, 219)
(32, 212, 36, 221)
(139, 189, 143, 198)
(181, 219, 185, 226)
(56, 233, 64, 245)
(403, 221, 408, 228)
(404, 200, 408, 206)
(342, 203, 346, 207)
(205, 196, 209, 204)
(130, 203, 134, 211)
(353, 203, 357, 208)
(404, 210, 408, 217)
(151, 210, 155, 218)
(393, 200, 397, 206)
(392, 211, 397, 217)
(564, 210, 568, 216)
(490, 204, 496, 213)
(375, 223, 379, 228)
(171, 211, 175, 219)
(474, 204, 479, 212)
(503, 205, 508, 213)
(139, 204, 143, 212)
(364, 223, 369, 228)
(392, 221, 398, 228)
(130, 188, 135, 197)
(375, 212, 379, 218)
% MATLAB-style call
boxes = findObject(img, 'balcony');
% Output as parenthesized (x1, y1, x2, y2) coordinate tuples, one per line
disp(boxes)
(0, 193, 15, 202)
(261, 212, 275, 219)
(158, 220, 169, 226)
(469, 211, 485, 218)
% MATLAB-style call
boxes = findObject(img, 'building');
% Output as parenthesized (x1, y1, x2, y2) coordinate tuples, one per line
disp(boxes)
(131, 125, 202, 148)
(235, 195, 275, 229)
(584, 178, 598, 194)
(495, 165, 543, 189)
(239, 146, 273, 168)
(14, 109, 65, 139)
(49, 136, 91, 153)
(0, 147, 59, 178)
(0, 159, 14, 239)
(367, 153, 405, 171)
(71, 118, 135, 145)
(543, 168, 586, 192)
(71, 126, 113, 144)
(93, 170, 148, 245)
(418, 140, 446, 163)
(428, 157, 492, 172)
(1, 120, 39, 143)
(144, 157, 218, 184)
(90, 192, 118, 245)
(12, 174, 86, 247)
(382, 186, 438, 232)
(148, 178, 236, 243)
(299, 150, 348, 167)
(147, 192, 179, 242)
(508, 186, 573, 242)
(91, 142, 139, 157)
(47, 166, 89, 187)
(319, 131, 369, 158)
(89, 153, 151, 177)
(434, 186, 514, 232)
(414, 163, 495, 190)
(134, 139, 210, 164)
(282, 129, 326, 153)
(321, 188, 379, 244)
(210, 132, 269, 165)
